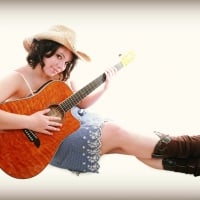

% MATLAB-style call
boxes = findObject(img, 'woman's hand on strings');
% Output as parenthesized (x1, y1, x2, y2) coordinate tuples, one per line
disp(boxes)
(27, 109, 62, 135)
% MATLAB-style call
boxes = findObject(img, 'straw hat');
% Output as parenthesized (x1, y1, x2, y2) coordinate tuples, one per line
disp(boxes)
(23, 25, 91, 62)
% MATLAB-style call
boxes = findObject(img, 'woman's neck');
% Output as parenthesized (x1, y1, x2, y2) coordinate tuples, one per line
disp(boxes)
(16, 65, 52, 91)
(33, 65, 51, 81)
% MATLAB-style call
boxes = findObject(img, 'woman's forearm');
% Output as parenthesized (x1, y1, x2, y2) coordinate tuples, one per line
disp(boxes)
(0, 110, 29, 130)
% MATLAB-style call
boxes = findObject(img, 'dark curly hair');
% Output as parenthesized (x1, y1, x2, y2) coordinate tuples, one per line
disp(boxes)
(26, 39, 78, 81)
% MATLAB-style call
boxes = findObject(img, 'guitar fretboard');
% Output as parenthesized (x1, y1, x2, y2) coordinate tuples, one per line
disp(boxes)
(59, 62, 123, 112)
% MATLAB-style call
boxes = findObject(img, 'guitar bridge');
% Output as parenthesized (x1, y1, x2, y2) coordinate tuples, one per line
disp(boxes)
(23, 129, 40, 148)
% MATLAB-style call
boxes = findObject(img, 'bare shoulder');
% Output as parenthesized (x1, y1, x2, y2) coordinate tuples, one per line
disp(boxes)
(0, 71, 24, 102)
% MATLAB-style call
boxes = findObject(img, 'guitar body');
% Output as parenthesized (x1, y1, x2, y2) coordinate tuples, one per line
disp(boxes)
(0, 80, 80, 179)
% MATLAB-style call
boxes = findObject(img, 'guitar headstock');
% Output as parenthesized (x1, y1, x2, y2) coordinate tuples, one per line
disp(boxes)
(120, 50, 135, 67)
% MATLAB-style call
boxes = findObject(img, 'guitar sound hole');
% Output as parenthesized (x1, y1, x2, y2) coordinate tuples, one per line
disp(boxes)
(46, 104, 64, 122)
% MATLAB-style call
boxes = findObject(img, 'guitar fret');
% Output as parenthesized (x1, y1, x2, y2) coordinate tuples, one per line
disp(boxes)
(60, 74, 106, 112)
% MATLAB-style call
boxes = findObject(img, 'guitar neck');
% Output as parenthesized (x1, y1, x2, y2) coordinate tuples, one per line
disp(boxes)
(59, 62, 123, 112)
(59, 50, 135, 112)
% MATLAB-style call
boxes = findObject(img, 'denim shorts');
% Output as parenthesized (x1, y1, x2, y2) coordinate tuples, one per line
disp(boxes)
(50, 106, 108, 173)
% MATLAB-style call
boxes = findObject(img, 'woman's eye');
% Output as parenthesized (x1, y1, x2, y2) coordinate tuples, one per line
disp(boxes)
(65, 61, 72, 67)
(56, 54, 62, 59)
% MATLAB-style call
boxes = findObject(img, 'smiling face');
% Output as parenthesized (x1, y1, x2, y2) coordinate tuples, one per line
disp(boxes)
(42, 46, 74, 78)
(26, 39, 78, 81)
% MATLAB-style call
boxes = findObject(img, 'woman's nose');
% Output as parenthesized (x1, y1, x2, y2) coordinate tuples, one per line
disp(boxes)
(57, 62, 66, 71)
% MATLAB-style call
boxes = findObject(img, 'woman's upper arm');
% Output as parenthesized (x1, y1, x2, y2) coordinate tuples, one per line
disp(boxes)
(0, 71, 21, 103)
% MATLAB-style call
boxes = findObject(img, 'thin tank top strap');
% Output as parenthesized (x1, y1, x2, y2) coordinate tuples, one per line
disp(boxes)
(15, 71, 35, 96)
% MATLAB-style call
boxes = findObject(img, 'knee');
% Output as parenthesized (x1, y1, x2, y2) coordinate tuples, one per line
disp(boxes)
(100, 122, 127, 154)
(102, 122, 127, 139)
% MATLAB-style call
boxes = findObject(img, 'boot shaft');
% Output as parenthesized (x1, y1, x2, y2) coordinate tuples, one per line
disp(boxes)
(152, 131, 200, 159)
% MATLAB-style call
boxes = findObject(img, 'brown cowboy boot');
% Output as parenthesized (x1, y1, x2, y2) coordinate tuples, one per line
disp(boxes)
(162, 157, 200, 177)
(152, 131, 200, 159)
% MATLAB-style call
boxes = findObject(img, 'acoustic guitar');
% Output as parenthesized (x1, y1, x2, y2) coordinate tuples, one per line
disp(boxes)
(0, 51, 134, 179)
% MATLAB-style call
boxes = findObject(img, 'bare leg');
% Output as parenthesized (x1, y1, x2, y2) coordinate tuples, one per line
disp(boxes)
(137, 158, 163, 170)
(100, 122, 200, 176)
(100, 121, 163, 169)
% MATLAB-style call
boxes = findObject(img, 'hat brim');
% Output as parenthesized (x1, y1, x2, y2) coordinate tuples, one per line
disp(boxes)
(23, 31, 91, 62)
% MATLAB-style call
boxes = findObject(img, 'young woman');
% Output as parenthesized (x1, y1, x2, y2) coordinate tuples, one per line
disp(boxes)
(0, 25, 200, 177)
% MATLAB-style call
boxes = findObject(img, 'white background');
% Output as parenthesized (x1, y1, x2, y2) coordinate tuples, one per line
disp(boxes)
(0, 1, 200, 199)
